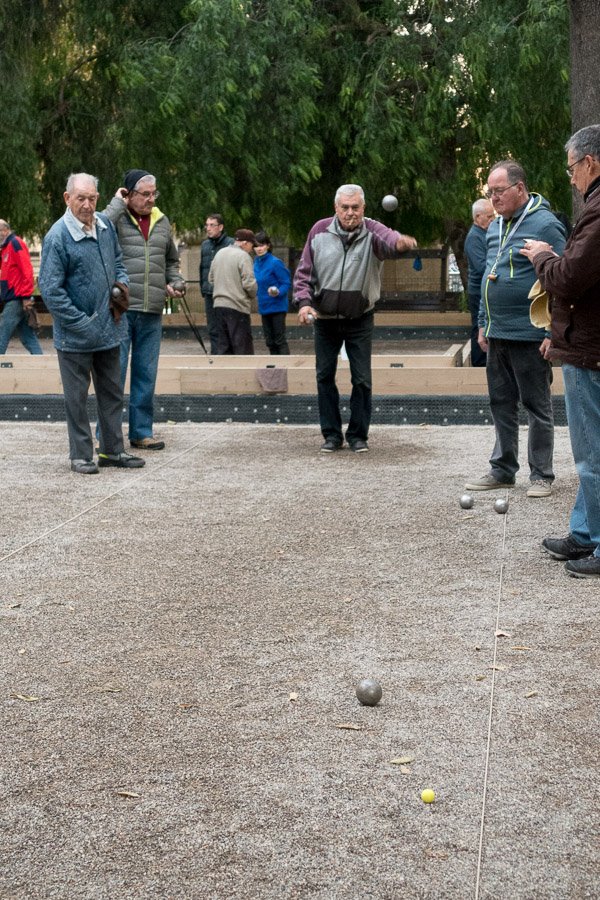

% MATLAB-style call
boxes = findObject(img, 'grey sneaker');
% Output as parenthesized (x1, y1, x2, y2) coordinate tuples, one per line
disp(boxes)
(527, 479, 552, 498)
(542, 534, 595, 561)
(349, 439, 369, 453)
(565, 556, 600, 578)
(464, 474, 515, 491)
(71, 458, 99, 475)
(320, 439, 342, 453)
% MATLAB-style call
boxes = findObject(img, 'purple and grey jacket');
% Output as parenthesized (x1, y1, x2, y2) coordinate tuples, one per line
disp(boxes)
(293, 216, 403, 319)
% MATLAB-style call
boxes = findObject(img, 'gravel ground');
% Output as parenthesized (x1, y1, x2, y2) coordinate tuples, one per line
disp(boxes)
(1, 422, 598, 900)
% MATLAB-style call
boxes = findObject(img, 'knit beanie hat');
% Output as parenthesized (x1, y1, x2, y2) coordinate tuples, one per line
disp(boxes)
(123, 169, 151, 193)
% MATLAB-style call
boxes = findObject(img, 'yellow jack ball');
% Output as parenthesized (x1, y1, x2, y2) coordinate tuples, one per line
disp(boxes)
(421, 789, 435, 804)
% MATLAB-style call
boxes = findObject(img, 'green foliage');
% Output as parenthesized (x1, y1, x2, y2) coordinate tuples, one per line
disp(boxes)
(0, 0, 570, 247)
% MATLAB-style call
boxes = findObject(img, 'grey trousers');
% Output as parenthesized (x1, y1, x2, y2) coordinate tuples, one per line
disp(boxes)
(57, 346, 125, 460)
(486, 338, 554, 483)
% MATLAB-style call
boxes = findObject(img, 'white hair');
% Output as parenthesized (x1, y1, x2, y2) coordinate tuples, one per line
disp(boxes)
(134, 174, 156, 189)
(66, 173, 99, 194)
(335, 184, 365, 204)
(472, 198, 491, 220)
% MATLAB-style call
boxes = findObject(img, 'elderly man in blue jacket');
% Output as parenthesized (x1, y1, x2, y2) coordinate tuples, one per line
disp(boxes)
(38, 173, 144, 474)
(465, 160, 566, 498)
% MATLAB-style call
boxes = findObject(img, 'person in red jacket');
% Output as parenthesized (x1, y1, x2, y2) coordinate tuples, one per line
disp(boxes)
(0, 220, 43, 354)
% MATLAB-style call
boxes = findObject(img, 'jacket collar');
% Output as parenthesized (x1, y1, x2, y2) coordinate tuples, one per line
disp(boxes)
(63, 208, 107, 241)
(584, 176, 600, 202)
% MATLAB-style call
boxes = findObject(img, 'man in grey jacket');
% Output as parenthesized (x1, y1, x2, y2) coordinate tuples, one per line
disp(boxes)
(102, 169, 183, 450)
(38, 173, 144, 474)
(209, 229, 257, 354)
(293, 184, 417, 453)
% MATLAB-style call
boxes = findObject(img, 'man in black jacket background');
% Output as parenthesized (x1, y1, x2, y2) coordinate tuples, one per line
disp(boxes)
(200, 214, 234, 354)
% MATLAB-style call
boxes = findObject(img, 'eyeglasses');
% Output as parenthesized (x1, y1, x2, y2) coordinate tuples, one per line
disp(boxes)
(133, 189, 159, 199)
(485, 183, 518, 199)
(565, 157, 586, 177)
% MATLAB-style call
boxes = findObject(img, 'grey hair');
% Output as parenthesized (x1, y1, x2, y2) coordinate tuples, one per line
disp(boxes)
(134, 174, 156, 189)
(565, 125, 600, 160)
(472, 198, 491, 219)
(0, 219, 9, 231)
(489, 159, 528, 191)
(66, 173, 99, 194)
(335, 184, 365, 204)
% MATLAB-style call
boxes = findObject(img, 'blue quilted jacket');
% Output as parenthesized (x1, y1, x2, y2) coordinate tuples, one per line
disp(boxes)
(38, 211, 129, 352)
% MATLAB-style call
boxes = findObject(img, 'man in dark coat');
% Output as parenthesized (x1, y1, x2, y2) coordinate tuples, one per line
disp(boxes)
(199, 214, 234, 354)
(521, 124, 600, 578)
(464, 198, 494, 366)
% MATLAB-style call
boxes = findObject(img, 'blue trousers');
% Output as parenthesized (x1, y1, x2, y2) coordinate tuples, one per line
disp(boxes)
(314, 313, 374, 444)
(0, 300, 43, 354)
(120, 310, 162, 441)
(563, 363, 600, 556)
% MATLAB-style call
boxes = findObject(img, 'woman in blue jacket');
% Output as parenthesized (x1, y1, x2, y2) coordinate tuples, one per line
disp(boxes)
(253, 231, 291, 354)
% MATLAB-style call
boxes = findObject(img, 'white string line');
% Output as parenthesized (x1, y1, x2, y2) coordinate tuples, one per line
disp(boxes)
(474, 502, 509, 900)
(0, 425, 228, 565)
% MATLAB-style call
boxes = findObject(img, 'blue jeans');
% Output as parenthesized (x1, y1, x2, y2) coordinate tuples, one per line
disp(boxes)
(563, 363, 600, 557)
(120, 310, 162, 441)
(314, 313, 374, 443)
(0, 300, 43, 354)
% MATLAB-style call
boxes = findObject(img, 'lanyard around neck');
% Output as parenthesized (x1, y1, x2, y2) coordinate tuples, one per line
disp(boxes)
(490, 195, 535, 274)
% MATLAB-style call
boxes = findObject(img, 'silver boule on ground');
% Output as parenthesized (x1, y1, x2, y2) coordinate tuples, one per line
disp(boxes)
(355, 677, 383, 706)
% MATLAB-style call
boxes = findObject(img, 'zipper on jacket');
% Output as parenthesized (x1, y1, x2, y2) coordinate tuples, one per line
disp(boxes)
(509, 248, 513, 277)
(337, 242, 349, 317)
(144, 241, 150, 311)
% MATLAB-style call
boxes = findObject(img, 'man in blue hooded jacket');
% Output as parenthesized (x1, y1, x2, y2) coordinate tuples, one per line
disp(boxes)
(465, 160, 566, 498)
(38, 173, 145, 475)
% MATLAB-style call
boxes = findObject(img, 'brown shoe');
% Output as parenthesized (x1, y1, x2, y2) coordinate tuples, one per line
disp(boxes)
(130, 437, 165, 451)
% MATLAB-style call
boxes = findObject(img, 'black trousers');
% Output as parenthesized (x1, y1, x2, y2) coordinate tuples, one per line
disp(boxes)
(261, 312, 290, 355)
(314, 313, 374, 443)
(215, 307, 254, 355)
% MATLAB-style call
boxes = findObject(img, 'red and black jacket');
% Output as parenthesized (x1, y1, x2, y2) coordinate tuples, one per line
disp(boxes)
(1, 233, 34, 302)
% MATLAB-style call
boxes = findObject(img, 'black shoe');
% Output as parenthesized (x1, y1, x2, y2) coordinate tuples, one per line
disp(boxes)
(320, 439, 342, 453)
(349, 439, 369, 453)
(565, 556, 600, 578)
(98, 452, 145, 469)
(71, 458, 99, 475)
(542, 534, 595, 560)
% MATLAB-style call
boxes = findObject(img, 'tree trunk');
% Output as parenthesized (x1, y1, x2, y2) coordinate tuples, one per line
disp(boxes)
(569, 0, 600, 218)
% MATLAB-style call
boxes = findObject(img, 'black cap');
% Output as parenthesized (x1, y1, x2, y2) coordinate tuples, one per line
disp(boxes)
(123, 169, 151, 193)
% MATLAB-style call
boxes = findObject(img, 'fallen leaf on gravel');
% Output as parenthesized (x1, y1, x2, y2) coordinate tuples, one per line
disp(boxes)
(68, 606, 74, 611)
(424, 848, 448, 860)
(488, 665, 506, 671)
(178, 703, 194, 708)
(288, 692, 298, 702)
(400, 766, 411, 775)
(511, 646, 533, 651)
(476, 675, 487, 681)
(59, 659, 71, 664)
(343, 596, 353, 603)
(7, 603, 21, 609)
(94, 686, 125, 693)
(390, 756, 415, 765)
(507, 590, 519, 595)
(11, 693, 39, 702)
(335, 724, 363, 731)
(167, 420, 177, 425)
(495, 630, 511, 638)
(475, 645, 482, 651)
(18, 649, 25, 654)
(462, 514, 475, 520)
(117, 790, 140, 798)
(525, 691, 538, 698)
